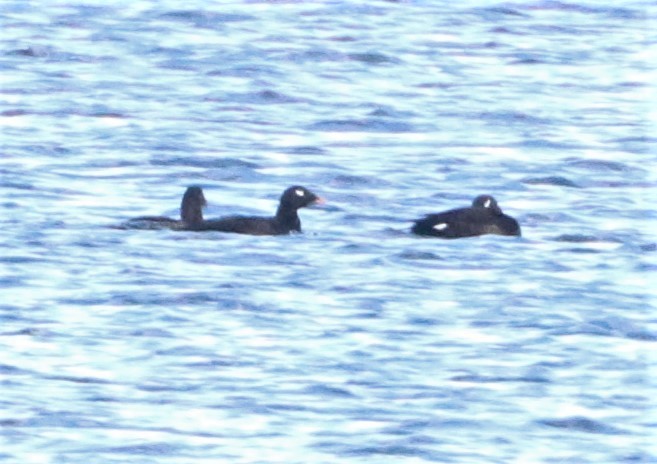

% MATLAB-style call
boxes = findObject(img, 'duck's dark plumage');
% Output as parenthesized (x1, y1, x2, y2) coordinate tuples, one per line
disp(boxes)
(411, 195, 521, 239)
(179, 186, 206, 228)
(122, 186, 206, 230)
(191, 186, 322, 235)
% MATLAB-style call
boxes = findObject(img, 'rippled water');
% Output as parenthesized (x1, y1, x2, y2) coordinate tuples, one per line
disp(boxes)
(1, 1, 656, 462)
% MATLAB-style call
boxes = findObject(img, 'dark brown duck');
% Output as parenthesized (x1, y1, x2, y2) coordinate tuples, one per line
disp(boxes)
(190, 186, 323, 235)
(411, 195, 521, 239)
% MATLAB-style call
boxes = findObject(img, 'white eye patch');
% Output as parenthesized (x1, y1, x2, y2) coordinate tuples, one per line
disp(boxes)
(295, 188, 305, 197)
(484, 198, 491, 208)
(433, 223, 448, 231)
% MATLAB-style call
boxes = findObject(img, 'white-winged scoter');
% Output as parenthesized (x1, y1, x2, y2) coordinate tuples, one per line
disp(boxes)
(411, 195, 521, 239)
(122, 186, 206, 230)
(191, 185, 323, 235)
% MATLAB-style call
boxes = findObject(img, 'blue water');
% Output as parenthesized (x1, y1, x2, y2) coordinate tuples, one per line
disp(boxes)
(1, 1, 656, 462)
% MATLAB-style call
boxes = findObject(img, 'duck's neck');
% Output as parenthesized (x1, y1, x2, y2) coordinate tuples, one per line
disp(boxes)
(275, 205, 301, 232)
(182, 206, 204, 227)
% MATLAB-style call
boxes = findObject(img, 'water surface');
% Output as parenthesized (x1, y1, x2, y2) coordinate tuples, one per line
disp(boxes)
(1, 1, 656, 463)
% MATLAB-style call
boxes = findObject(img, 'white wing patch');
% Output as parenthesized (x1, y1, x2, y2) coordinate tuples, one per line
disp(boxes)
(295, 188, 305, 197)
(433, 223, 448, 231)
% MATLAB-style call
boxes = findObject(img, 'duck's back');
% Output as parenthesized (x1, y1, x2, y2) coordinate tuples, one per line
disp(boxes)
(412, 207, 520, 238)
(412, 208, 482, 238)
(121, 216, 182, 230)
(195, 216, 291, 235)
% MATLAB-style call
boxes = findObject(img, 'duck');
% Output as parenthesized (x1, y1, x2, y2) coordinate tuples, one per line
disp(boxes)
(411, 195, 521, 239)
(122, 186, 206, 230)
(191, 185, 323, 235)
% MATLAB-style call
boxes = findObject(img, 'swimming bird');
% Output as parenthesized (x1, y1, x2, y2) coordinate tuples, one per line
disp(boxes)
(192, 185, 323, 235)
(179, 186, 206, 228)
(411, 195, 521, 239)
(122, 186, 206, 230)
